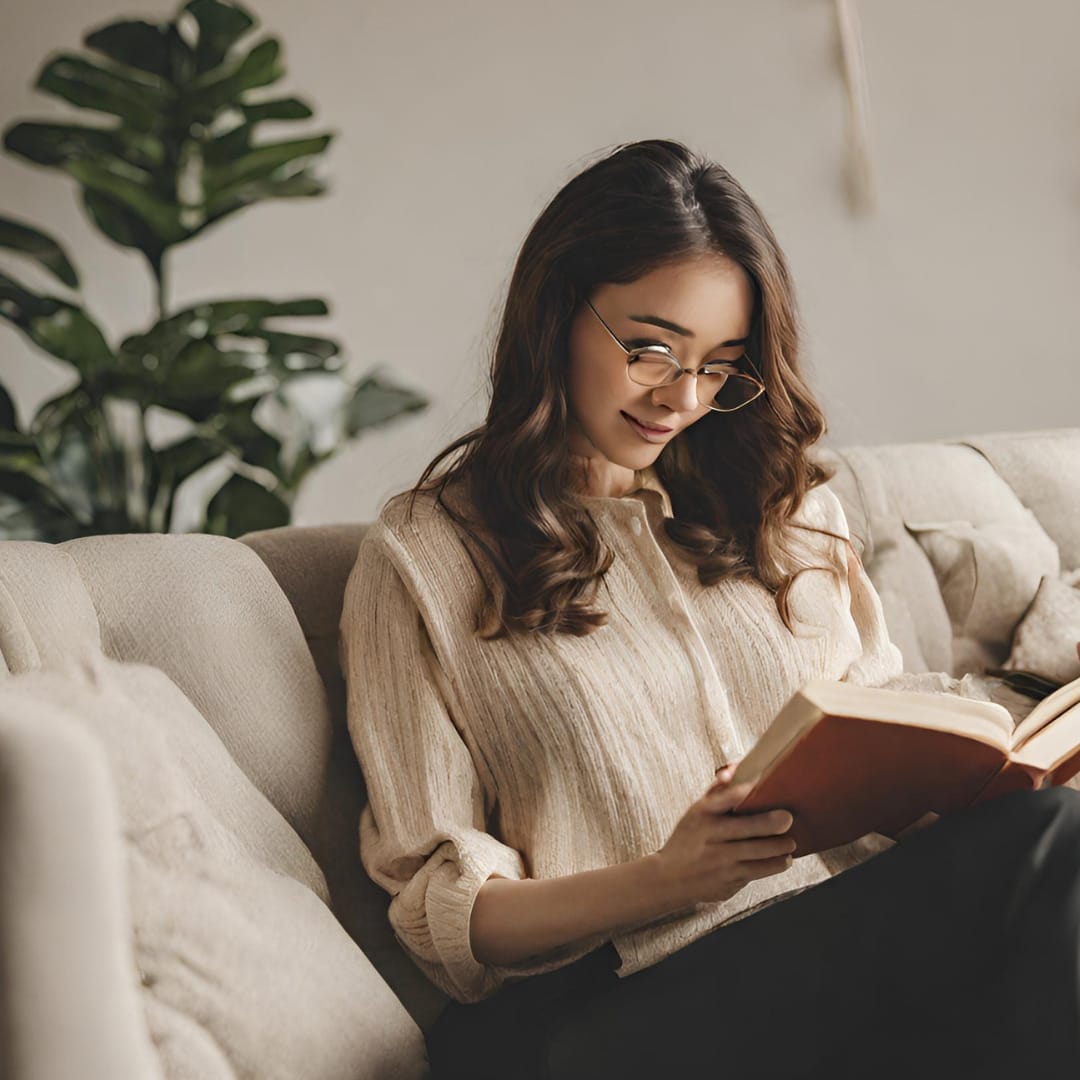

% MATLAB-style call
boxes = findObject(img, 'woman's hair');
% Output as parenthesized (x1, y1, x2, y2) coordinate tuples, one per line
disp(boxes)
(407, 138, 850, 638)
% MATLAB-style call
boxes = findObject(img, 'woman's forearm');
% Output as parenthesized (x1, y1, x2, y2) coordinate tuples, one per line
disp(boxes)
(468, 855, 688, 967)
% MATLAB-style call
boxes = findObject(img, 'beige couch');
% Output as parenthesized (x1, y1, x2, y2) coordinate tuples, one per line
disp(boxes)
(1, 427, 1078, 1080)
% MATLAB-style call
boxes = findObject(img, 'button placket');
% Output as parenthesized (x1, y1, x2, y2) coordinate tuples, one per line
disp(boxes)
(643, 539, 742, 765)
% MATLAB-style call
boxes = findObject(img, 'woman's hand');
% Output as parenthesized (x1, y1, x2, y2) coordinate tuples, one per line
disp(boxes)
(647, 763, 796, 910)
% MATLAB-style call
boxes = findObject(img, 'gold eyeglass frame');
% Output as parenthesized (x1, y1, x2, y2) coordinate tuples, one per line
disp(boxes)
(584, 297, 766, 413)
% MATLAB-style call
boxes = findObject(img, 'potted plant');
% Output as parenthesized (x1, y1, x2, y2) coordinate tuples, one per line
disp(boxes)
(0, 0, 426, 540)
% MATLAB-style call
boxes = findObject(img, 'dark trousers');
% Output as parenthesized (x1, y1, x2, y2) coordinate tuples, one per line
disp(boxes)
(426, 786, 1080, 1079)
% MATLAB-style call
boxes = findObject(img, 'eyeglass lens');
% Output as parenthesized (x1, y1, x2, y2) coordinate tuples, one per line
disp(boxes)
(626, 355, 762, 411)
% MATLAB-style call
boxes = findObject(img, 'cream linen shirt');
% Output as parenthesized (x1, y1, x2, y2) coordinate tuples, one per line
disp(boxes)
(341, 473, 956, 1004)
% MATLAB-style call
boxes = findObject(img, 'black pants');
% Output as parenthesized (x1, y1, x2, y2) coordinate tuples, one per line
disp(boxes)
(427, 786, 1080, 1079)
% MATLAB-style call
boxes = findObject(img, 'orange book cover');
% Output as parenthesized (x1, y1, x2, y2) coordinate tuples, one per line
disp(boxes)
(729, 677, 1080, 855)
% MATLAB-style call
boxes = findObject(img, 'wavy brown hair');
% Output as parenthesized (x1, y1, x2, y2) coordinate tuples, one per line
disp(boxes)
(406, 138, 853, 637)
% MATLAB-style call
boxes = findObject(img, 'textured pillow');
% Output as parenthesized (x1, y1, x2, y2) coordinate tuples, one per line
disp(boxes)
(0, 654, 425, 1080)
(905, 512, 1060, 647)
(1003, 576, 1080, 686)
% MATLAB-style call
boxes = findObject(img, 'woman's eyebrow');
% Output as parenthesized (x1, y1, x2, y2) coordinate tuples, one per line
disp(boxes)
(627, 312, 748, 346)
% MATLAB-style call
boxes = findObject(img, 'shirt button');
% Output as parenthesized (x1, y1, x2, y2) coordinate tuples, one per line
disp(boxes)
(630, 518, 643, 536)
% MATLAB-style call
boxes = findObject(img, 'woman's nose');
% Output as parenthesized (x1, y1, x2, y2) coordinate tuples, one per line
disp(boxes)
(652, 370, 700, 413)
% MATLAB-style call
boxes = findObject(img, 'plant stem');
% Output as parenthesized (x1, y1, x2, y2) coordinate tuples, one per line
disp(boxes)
(154, 251, 168, 322)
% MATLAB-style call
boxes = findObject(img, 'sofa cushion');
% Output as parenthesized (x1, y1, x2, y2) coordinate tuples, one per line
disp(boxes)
(0, 701, 164, 1080)
(60, 533, 335, 857)
(820, 445, 955, 674)
(0, 654, 426, 1080)
(827, 439, 1074, 677)
(1003, 576, 1080, 686)
(905, 511, 1060, 647)
(0, 542, 101, 675)
(240, 523, 452, 1031)
(960, 429, 1080, 571)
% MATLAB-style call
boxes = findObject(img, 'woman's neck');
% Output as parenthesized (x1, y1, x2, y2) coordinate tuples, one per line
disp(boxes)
(569, 454, 649, 499)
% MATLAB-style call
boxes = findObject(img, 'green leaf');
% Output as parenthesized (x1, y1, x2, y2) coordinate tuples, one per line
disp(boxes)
(0, 447, 75, 518)
(37, 423, 99, 523)
(184, 297, 329, 326)
(164, 339, 260, 412)
(214, 401, 282, 473)
(204, 472, 289, 536)
(63, 160, 187, 244)
(200, 169, 326, 228)
(0, 215, 79, 288)
(154, 433, 224, 480)
(116, 300, 340, 416)
(184, 0, 256, 74)
(35, 53, 164, 129)
(203, 133, 332, 193)
(0, 492, 79, 541)
(81, 189, 163, 255)
(186, 37, 283, 115)
(0, 272, 114, 376)
(202, 120, 253, 167)
(345, 373, 428, 436)
(3, 121, 165, 179)
(30, 385, 89, 436)
(240, 96, 313, 123)
(0, 381, 18, 431)
(84, 19, 175, 78)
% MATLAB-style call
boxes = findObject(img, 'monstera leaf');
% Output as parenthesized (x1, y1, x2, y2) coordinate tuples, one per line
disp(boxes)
(3, 0, 332, 264)
(0, 1, 427, 540)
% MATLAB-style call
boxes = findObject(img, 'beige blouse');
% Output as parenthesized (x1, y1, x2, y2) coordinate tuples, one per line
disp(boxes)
(339, 471, 1000, 1004)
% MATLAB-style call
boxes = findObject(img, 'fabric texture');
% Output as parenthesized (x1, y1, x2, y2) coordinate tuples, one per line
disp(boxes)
(0, 701, 164, 1080)
(905, 512, 1060, 647)
(60, 534, 335, 848)
(1004, 576, 1080, 686)
(0, 654, 426, 1080)
(959, 430, 1080, 571)
(817, 445, 956, 674)
(0, 541, 101, 675)
(339, 471, 1021, 1004)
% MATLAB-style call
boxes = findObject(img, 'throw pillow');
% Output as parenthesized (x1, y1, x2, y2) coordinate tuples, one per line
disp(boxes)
(0, 654, 425, 1080)
(1003, 576, 1080, 686)
(905, 511, 1060, 647)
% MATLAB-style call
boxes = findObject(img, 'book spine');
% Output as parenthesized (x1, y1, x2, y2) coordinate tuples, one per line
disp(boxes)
(968, 760, 1045, 807)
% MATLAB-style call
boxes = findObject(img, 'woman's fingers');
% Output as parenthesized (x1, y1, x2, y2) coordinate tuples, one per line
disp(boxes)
(714, 835, 797, 861)
(702, 779, 756, 812)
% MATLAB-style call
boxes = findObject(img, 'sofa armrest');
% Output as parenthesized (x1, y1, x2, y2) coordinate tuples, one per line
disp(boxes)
(0, 710, 162, 1080)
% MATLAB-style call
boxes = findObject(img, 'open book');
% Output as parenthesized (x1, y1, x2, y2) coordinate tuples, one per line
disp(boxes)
(729, 675, 1080, 855)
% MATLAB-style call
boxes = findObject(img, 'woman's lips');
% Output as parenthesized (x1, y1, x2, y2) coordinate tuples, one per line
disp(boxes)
(622, 411, 673, 442)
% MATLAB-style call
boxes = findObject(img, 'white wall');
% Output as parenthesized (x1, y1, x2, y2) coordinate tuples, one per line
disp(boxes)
(2, 0, 1078, 526)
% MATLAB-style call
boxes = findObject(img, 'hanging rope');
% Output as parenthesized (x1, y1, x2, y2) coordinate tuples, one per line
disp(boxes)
(834, 0, 878, 213)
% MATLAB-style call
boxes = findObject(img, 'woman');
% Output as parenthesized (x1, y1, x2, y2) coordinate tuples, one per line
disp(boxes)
(340, 139, 1080, 1079)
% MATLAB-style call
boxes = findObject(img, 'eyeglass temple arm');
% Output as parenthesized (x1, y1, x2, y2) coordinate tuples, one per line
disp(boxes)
(584, 298, 630, 353)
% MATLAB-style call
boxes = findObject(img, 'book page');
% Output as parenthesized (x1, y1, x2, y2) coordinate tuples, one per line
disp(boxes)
(800, 679, 1013, 746)
(1012, 675, 1080, 748)
(1011, 701, 1080, 777)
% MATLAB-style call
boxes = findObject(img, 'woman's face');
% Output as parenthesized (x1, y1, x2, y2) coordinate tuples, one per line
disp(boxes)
(565, 253, 755, 491)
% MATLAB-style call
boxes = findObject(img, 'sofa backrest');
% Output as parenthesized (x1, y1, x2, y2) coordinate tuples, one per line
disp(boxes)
(817, 427, 1080, 676)
(0, 528, 449, 1029)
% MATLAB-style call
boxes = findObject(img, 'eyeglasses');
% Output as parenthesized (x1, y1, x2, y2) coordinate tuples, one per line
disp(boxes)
(584, 298, 766, 413)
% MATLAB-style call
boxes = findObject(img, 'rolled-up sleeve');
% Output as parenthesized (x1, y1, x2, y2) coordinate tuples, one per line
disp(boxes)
(339, 525, 528, 1003)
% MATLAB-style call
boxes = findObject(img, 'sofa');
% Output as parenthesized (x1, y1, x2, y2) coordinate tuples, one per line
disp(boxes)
(1, 426, 1078, 1080)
